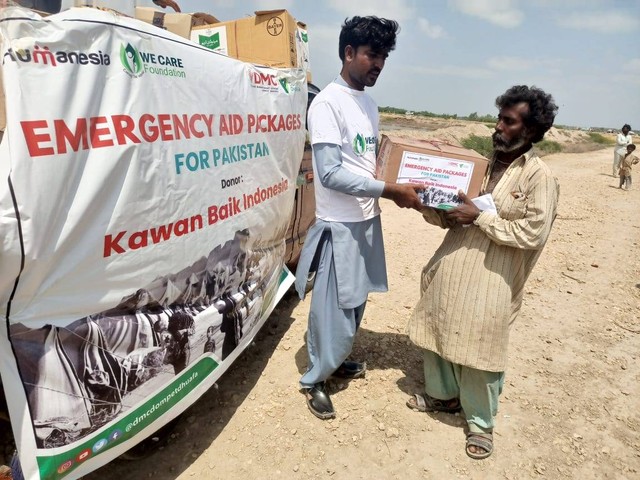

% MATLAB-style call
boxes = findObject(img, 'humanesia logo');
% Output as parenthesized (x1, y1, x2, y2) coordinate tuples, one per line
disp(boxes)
(2, 45, 110, 67)
(353, 133, 366, 156)
(121, 43, 143, 78)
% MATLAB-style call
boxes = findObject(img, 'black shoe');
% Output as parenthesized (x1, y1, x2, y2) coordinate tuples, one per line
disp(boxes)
(303, 382, 335, 420)
(331, 360, 366, 380)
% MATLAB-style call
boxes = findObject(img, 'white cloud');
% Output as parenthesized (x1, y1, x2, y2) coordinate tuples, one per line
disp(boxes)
(487, 56, 533, 71)
(613, 73, 640, 86)
(417, 17, 446, 39)
(253, 0, 295, 11)
(408, 64, 493, 79)
(557, 11, 639, 33)
(623, 58, 640, 74)
(530, 0, 608, 7)
(617, 58, 640, 84)
(326, 0, 415, 21)
(308, 23, 341, 45)
(448, 0, 523, 28)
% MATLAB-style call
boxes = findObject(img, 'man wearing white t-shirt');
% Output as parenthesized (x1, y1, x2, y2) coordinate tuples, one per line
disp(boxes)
(613, 123, 633, 176)
(294, 16, 422, 420)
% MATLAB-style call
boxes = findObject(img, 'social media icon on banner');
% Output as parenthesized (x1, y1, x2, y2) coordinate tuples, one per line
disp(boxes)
(93, 438, 108, 453)
(56, 460, 73, 474)
(76, 449, 92, 463)
(109, 429, 123, 442)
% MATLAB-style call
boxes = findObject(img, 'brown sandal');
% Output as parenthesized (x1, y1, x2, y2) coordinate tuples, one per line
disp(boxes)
(466, 432, 493, 459)
(406, 393, 462, 413)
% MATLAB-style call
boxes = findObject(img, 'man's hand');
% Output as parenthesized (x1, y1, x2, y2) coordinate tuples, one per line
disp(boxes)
(153, 0, 181, 12)
(445, 190, 481, 225)
(382, 183, 423, 210)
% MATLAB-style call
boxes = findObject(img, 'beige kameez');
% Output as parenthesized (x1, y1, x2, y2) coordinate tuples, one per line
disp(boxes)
(408, 150, 559, 372)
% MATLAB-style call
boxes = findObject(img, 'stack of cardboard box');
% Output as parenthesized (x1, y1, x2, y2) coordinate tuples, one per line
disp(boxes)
(134, 7, 312, 82)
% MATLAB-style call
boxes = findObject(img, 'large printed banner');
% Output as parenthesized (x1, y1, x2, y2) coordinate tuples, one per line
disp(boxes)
(0, 7, 306, 479)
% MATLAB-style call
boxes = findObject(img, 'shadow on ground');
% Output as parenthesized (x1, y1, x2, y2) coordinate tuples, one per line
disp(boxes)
(292, 326, 465, 430)
(83, 291, 302, 479)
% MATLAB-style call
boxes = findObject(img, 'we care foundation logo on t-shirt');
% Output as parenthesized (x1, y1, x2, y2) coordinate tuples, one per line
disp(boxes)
(352, 133, 376, 156)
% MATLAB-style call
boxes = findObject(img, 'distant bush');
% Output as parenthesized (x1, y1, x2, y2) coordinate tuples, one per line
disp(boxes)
(536, 140, 562, 154)
(460, 135, 493, 158)
(464, 112, 497, 123)
(379, 106, 407, 114)
(587, 132, 615, 145)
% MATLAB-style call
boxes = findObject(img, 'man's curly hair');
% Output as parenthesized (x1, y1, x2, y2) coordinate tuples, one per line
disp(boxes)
(338, 16, 399, 62)
(495, 86, 559, 143)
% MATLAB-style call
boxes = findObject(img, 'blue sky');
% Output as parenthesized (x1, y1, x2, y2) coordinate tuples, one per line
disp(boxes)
(62, 0, 639, 129)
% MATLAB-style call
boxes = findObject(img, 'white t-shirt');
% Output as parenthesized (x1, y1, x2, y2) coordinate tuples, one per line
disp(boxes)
(615, 133, 633, 155)
(308, 80, 380, 222)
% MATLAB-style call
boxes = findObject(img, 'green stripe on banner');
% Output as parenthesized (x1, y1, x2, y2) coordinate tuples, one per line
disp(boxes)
(37, 357, 218, 479)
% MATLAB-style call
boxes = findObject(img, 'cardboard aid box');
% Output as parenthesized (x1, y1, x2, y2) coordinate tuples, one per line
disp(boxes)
(135, 7, 192, 39)
(190, 10, 312, 81)
(191, 22, 236, 57)
(377, 135, 489, 210)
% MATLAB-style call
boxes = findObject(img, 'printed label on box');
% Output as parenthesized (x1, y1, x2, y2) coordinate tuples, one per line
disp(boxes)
(192, 26, 229, 55)
(296, 26, 310, 72)
(398, 151, 475, 209)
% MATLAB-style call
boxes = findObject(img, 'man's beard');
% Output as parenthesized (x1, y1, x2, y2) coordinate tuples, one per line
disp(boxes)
(492, 130, 529, 152)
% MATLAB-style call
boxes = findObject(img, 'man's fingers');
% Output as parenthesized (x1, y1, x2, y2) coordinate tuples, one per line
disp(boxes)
(457, 190, 471, 203)
(155, 0, 182, 12)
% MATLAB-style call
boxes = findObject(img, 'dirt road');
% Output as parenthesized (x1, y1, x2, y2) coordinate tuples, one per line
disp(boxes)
(82, 145, 639, 480)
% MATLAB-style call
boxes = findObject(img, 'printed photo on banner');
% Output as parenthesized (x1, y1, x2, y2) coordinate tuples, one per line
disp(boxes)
(11, 229, 284, 449)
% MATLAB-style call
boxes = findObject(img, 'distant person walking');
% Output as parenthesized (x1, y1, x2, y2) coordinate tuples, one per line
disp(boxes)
(613, 124, 633, 177)
(618, 144, 639, 190)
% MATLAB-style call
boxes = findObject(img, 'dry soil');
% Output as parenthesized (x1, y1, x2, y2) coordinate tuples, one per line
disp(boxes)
(3, 123, 639, 480)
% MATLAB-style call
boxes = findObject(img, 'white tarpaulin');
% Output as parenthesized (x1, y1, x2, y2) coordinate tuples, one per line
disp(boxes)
(0, 6, 305, 479)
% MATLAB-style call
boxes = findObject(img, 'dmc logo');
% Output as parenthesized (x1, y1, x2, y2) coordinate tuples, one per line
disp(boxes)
(249, 72, 278, 87)
(448, 161, 468, 168)
(250, 71, 279, 87)
(353, 133, 366, 156)
(121, 43, 144, 78)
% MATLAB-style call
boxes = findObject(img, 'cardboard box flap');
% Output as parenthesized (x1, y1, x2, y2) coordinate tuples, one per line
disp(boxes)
(192, 12, 220, 27)
(135, 7, 192, 39)
(381, 135, 487, 161)
(254, 9, 287, 15)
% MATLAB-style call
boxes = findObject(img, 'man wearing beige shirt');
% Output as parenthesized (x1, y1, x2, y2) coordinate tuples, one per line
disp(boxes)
(406, 85, 560, 460)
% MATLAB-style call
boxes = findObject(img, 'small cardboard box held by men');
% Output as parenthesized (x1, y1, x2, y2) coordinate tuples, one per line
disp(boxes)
(376, 135, 489, 210)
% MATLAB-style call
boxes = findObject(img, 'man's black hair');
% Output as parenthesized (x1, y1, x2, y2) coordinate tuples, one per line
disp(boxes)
(495, 85, 559, 143)
(338, 16, 399, 62)
(622, 123, 631, 130)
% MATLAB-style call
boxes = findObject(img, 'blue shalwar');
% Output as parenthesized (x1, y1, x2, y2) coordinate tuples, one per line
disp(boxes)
(295, 143, 387, 389)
